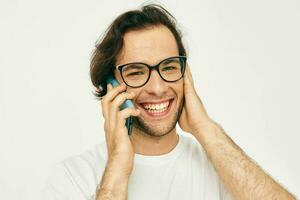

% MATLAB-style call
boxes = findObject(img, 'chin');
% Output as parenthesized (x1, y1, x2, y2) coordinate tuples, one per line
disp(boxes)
(133, 117, 176, 137)
(133, 99, 183, 137)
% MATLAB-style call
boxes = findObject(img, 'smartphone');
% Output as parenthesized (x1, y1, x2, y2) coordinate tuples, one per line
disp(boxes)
(105, 75, 134, 136)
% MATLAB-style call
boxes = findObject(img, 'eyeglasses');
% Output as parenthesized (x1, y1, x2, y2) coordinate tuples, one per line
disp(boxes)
(116, 56, 187, 88)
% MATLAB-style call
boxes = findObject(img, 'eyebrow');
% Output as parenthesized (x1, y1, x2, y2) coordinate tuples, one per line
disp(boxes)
(121, 64, 145, 71)
(162, 58, 180, 65)
(118, 57, 182, 70)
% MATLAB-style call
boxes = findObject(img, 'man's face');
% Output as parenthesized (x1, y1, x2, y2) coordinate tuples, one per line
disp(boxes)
(115, 25, 184, 137)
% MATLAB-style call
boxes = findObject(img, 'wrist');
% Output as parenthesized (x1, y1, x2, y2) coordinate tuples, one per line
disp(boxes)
(107, 155, 134, 176)
(193, 120, 222, 146)
(96, 162, 131, 199)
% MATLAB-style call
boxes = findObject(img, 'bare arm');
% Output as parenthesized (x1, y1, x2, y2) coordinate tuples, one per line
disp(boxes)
(194, 121, 296, 200)
(96, 83, 140, 200)
(96, 158, 131, 200)
(179, 64, 296, 199)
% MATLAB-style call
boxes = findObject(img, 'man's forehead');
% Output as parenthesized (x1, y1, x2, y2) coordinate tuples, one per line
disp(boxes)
(116, 25, 179, 66)
(117, 46, 173, 64)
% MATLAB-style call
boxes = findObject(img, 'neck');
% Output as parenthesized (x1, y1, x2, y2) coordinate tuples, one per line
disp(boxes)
(130, 127, 179, 156)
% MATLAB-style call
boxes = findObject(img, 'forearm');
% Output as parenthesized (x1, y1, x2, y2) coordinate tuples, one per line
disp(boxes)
(96, 160, 131, 200)
(194, 121, 296, 200)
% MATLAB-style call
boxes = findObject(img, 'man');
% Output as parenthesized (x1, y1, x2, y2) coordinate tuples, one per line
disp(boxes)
(43, 4, 296, 200)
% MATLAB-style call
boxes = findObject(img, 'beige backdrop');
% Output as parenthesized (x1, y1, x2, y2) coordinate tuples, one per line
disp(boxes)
(0, 0, 299, 199)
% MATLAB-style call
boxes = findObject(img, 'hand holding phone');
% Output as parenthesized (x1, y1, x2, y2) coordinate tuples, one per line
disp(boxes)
(99, 75, 139, 172)
(106, 76, 134, 136)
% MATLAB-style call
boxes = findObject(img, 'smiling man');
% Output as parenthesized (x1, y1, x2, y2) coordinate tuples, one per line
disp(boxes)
(43, 4, 296, 200)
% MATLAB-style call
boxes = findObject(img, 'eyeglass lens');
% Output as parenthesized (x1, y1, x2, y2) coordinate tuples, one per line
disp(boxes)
(121, 57, 185, 87)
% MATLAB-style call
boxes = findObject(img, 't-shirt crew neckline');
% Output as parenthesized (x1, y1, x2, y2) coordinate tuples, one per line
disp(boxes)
(133, 134, 183, 166)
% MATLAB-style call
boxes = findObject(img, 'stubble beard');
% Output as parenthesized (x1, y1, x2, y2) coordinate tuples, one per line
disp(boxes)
(132, 97, 184, 138)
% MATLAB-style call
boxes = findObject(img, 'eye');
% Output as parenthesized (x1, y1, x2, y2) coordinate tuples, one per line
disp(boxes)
(161, 66, 177, 71)
(126, 71, 145, 77)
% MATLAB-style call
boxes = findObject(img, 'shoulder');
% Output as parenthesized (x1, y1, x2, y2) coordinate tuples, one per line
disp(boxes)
(42, 142, 107, 200)
(180, 134, 217, 176)
(179, 134, 232, 200)
(179, 133, 207, 159)
(62, 142, 107, 184)
(62, 142, 107, 176)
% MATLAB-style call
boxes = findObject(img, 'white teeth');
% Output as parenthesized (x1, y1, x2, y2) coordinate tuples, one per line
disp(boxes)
(147, 106, 168, 114)
(142, 101, 170, 111)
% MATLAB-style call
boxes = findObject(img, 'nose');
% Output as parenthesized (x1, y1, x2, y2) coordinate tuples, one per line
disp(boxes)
(143, 70, 168, 97)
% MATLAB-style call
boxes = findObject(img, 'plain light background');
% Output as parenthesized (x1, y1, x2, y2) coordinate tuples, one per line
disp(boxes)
(0, 0, 299, 199)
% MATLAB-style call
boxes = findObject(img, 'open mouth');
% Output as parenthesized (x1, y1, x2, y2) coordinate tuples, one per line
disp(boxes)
(138, 98, 174, 118)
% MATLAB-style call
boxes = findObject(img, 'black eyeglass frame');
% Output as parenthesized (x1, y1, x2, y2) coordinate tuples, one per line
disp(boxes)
(115, 56, 187, 88)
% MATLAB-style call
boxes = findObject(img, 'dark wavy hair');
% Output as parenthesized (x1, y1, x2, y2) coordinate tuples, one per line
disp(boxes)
(90, 4, 187, 99)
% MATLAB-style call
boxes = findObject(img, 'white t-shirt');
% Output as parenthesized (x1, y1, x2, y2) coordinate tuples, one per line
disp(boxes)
(42, 134, 232, 200)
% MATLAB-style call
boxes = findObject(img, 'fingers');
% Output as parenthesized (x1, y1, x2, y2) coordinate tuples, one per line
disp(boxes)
(106, 83, 127, 100)
(184, 63, 195, 88)
(111, 92, 135, 111)
(184, 65, 209, 119)
(109, 91, 136, 127)
(101, 82, 140, 135)
(183, 63, 197, 97)
(101, 83, 127, 117)
(116, 108, 140, 127)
